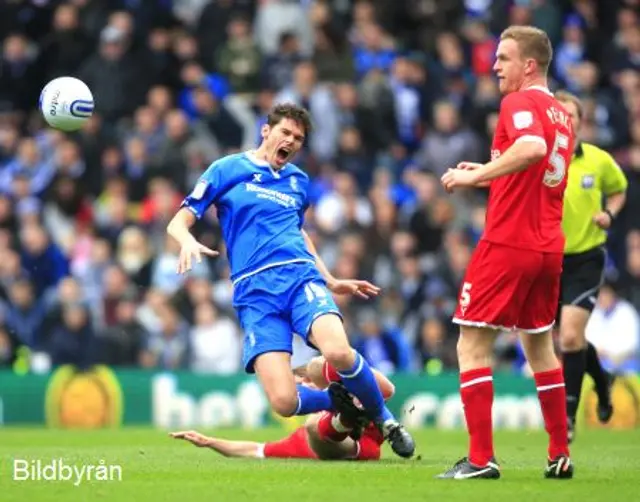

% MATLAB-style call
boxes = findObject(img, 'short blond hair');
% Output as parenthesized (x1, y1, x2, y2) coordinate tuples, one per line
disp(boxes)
(500, 25, 553, 74)
(554, 90, 584, 119)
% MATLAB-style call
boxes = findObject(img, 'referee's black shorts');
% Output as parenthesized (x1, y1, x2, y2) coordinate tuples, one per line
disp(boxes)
(559, 246, 606, 314)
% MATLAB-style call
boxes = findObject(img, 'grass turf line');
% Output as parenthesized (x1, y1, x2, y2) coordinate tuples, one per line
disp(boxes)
(1, 428, 639, 502)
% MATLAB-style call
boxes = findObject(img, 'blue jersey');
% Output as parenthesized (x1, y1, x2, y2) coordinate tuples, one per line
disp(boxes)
(180, 151, 315, 284)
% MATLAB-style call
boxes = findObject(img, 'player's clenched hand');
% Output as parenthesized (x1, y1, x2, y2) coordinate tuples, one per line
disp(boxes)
(170, 431, 211, 447)
(328, 279, 381, 299)
(593, 211, 612, 230)
(177, 238, 219, 274)
(457, 162, 492, 187)
(441, 168, 480, 193)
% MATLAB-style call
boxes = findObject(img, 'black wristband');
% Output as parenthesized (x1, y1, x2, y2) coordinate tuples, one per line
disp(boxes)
(604, 208, 614, 222)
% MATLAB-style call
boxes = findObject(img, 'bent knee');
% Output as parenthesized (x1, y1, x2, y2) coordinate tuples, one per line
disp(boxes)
(560, 329, 586, 351)
(456, 331, 494, 369)
(268, 391, 299, 417)
(383, 382, 396, 400)
(304, 414, 321, 434)
(322, 346, 355, 371)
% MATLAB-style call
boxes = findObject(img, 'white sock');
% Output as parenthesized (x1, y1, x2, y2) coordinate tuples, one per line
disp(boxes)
(331, 414, 351, 433)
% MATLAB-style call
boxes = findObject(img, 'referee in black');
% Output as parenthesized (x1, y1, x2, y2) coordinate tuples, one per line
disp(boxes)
(554, 91, 629, 443)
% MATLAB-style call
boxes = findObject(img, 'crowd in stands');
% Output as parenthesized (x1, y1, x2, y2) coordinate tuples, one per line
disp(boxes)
(0, 0, 638, 375)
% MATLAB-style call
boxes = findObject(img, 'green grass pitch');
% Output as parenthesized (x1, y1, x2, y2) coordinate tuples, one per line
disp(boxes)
(1, 427, 639, 501)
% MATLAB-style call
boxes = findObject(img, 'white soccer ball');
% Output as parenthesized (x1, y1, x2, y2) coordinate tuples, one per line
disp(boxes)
(39, 77, 94, 132)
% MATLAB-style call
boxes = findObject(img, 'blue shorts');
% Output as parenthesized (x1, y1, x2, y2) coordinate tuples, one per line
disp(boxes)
(232, 262, 342, 373)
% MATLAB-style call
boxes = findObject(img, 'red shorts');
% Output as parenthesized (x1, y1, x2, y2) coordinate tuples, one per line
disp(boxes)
(263, 424, 381, 461)
(355, 433, 380, 460)
(453, 240, 562, 333)
(264, 427, 318, 459)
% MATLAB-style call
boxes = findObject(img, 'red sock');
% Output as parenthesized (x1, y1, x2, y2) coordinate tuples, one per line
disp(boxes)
(263, 427, 316, 459)
(534, 368, 569, 459)
(460, 367, 494, 466)
(316, 411, 349, 442)
(323, 361, 340, 383)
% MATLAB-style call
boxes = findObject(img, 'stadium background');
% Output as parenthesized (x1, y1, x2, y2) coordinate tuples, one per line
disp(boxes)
(0, 0, 638, 431)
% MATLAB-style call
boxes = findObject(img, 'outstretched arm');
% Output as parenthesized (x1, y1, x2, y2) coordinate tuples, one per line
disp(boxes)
(167, 208, 218, 274)
(170, 431, 263, 458)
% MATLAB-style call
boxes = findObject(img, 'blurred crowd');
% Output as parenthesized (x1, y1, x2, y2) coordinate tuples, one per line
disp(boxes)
(0, 0, 638, 376)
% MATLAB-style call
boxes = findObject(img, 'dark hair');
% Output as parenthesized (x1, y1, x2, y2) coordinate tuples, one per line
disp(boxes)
(267, 103, 313, 136)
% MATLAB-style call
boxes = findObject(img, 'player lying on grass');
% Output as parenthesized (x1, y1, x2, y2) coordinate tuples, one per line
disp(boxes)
(167, 102, 414, 458)
(170, 357, 393, 460)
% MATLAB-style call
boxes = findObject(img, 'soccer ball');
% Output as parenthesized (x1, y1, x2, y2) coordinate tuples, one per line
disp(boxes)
(39, 76, 94, 132)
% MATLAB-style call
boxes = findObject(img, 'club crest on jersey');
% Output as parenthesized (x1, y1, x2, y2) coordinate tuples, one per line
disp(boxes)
(581, 174, 595, 189)
(512, 111, 533, 130)
(190, 180, 207, 200)
(290, 175, 298, 192)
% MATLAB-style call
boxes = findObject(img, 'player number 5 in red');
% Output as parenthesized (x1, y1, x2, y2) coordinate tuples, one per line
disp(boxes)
(544, 131, 569, 188)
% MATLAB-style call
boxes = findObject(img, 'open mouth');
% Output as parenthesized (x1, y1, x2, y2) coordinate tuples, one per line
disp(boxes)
(275, 147, 290, 163)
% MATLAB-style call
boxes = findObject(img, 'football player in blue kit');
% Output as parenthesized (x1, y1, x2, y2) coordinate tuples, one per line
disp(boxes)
(167, 103, 415, 458)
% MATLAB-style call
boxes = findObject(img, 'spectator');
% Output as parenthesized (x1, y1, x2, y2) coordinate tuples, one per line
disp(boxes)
(48, 303, 96, 369)
(189, 301, 241, 374)
(140, 304, 191, 370)
(275, 61, 340, 161)
(0, 0, 637, 375)
(215, 15, 262, 95)
(3, 277, 46, 350)
(586, 281, 640, 374)
(19, 223, 70, 297)
(79, 26, 150, 124)
(352, 308, 412, 375)
(99, 291, 148, 366)
(254, 0, 314, 57)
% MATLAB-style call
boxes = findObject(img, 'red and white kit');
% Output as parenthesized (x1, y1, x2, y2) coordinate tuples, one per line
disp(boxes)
(454, 86, 575, 333)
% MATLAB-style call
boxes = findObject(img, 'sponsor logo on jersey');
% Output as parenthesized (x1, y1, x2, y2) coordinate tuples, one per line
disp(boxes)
(190, 180, 207, 200)
(512, 111, 533, 130)
(245, 183, 297, 208)
(581, 174, 595, 189)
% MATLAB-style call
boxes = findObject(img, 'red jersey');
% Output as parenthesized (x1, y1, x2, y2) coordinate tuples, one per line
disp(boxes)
(483, 86, 575, 253)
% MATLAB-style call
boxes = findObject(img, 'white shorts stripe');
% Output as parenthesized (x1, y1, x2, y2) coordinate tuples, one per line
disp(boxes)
(518, 321, 555, 334)
(232, 258, 315, 285)
(460, 375, 493, 389)
(452, 318, 514, 331)
(454, 318, 555, 334)
(537, 383, 565, 392)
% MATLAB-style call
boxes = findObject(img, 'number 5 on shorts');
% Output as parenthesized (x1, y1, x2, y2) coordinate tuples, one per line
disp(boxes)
(460, 282, 472, 310)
